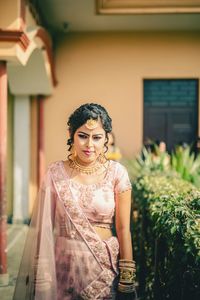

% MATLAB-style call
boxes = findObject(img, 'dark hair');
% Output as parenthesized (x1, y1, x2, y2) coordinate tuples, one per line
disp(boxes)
(67, 103, 112, 150)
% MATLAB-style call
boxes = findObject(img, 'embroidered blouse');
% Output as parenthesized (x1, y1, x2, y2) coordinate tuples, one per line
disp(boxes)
(61, 160, 132, 227)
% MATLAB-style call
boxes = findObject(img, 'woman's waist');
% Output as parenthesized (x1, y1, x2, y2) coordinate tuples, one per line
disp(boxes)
(57, 219, 115, 240)
(90, 221, 113, 229)
(90, 222, 115, 240)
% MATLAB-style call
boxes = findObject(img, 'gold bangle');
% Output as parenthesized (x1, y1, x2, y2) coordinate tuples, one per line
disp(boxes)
(119, 260, 135, 264)
(119, 268, 136, 284)
(119, 259, 135, 262)
(119, 259, 136, 268)
(119, 266, 136, 272)
(119, 259, 136, 285)
(118, 283, 135, 293)
(119, 259, 135, 263)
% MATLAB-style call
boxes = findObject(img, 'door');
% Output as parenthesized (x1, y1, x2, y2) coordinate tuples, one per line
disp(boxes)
(143, 79, 198, 152)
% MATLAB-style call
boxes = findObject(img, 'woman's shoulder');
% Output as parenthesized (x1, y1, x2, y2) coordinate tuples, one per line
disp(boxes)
(109, 160, 132, 192)
(46, 160, 63, 173)
(109, 159, 126, 169)
(109, 160, 129, 175)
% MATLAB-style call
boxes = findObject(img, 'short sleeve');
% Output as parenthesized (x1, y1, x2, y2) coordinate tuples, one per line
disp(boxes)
(114, 163, 132, 194)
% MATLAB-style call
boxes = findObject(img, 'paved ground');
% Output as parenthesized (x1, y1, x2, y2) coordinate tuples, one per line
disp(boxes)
(0, 224, 28, 300)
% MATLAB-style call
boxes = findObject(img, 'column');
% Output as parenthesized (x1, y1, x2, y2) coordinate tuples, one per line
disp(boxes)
(0, 61, 9, 285)
(13, 95, 30, 222)
(38, 96, 45, 187)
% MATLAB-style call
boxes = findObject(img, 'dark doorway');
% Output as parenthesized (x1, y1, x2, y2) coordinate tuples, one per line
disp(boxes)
(143, 79, 198, 152)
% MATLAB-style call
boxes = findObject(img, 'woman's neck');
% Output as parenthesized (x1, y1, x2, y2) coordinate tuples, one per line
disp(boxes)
(75, 156, 98, 167)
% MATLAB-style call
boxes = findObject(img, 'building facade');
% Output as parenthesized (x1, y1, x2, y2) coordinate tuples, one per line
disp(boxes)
(0, 0, 200, 283)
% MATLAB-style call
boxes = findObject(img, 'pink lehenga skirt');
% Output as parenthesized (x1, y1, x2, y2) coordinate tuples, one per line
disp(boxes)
(55, 236, 119, 300)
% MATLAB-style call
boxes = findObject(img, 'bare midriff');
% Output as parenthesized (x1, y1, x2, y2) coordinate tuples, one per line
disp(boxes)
(93, 226, 113, 240)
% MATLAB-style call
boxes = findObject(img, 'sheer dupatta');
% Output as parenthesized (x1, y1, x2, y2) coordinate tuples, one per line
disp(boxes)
(13, 169, 57, 300)
(13, 162, 119, 300)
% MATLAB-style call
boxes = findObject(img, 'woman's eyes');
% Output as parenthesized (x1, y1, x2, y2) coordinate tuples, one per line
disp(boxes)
(93, 136, 102, 141)
(78, 134, 87, 139)
(77, 134, 102, 141)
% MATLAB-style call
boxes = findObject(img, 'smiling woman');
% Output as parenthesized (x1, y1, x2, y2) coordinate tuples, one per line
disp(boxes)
(13, 103, 137, 300)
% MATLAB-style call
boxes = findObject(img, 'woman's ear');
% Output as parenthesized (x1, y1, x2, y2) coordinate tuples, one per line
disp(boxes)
(67, 128, 72, 141)
(67, 129, 72, 146)
(105, 134, 109, 144)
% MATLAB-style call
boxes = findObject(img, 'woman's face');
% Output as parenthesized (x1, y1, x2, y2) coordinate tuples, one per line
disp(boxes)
(73, 119, 106, 165)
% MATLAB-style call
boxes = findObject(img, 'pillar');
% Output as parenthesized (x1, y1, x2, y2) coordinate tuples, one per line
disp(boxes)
(0, 61, 9, 285)
(13, 95, 30, 222)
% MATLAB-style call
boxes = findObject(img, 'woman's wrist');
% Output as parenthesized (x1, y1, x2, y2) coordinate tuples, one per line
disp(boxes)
(118, 259, 136, 294)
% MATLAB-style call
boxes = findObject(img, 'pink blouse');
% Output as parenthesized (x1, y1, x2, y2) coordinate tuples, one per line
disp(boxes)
(62, 160, 132, 226)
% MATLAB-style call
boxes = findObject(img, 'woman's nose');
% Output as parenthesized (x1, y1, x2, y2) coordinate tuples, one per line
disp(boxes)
(87, 137, 93, 147)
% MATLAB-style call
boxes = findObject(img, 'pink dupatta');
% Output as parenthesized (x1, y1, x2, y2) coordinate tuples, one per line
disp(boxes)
(13, 161, 119, 300)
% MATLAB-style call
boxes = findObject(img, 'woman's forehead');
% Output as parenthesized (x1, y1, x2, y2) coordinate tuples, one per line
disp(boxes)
(77, 122, 105, 134)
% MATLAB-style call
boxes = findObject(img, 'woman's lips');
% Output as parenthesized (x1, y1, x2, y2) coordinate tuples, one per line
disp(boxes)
(83, 150, 93, 156)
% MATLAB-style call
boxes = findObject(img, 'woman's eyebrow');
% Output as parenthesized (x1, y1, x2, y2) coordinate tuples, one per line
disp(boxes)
(93, 134, 104, 137)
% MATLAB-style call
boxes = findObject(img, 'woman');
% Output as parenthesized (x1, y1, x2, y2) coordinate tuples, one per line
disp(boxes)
(13, 103, 137, 300)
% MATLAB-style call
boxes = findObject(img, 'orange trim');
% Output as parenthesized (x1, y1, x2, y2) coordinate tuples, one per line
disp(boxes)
(0, 27, 57, 87)
(35, 28, 58, 86)
(0, 29, 30, 51)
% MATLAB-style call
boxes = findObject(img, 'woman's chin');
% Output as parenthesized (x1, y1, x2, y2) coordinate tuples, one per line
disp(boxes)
(79, 155, 96, 165)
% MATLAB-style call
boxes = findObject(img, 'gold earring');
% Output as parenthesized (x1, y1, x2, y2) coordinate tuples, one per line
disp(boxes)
(98, 151, 107, 164)
(70, 145, 77, 160)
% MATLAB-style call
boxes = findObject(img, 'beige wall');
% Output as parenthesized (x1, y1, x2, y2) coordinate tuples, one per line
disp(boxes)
(0, 0, 20, 29)
(44, 31, 200, 166)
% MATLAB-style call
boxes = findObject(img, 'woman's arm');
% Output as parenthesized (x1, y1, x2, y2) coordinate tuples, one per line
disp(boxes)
(115, 189, 133, 259)
(115, 189, 137, 299)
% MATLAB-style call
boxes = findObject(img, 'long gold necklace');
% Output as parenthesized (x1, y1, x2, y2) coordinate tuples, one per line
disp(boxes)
(70, 158, 102, 175)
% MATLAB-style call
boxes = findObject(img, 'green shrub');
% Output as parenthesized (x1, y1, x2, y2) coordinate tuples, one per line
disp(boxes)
(132, 173, 200, 300)
(125, 144, 200, 187)
(171, 145, 200, 187)
(123, 146, 170, 181)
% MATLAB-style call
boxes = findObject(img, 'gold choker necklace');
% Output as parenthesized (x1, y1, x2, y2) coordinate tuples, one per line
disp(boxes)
(70, 159, 102, 175)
